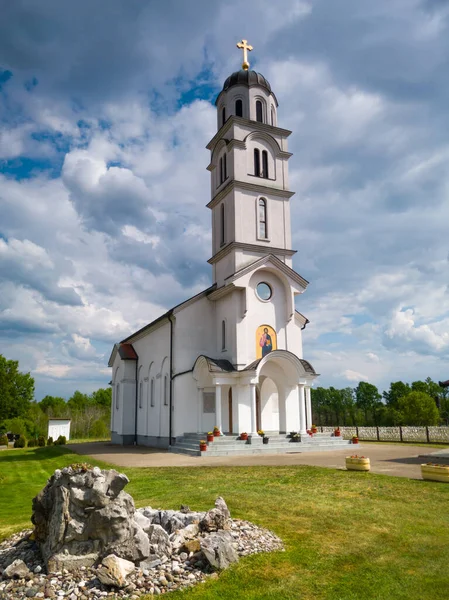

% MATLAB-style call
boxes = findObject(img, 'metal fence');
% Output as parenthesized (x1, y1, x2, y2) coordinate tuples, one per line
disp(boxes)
(321, 426, 449, 444)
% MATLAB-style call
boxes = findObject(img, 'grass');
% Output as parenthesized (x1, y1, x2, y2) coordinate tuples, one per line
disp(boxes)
(1, 447, 449, 600)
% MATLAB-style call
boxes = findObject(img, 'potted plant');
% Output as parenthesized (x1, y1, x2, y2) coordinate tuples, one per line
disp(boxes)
(421, 463, 449, 483)
(311, 424, 318, 434)
(345, 455, 370, 471)
(199, 440, 207, 451)
(334, 427, 341, 437)
(306, 429, 313, 437)
(213, 426, 220, 437)
(240, 432, 248, 441)
(289, 431, 297, 438)
(207, 432, 214, 442)
(291, 433, 300, 443)
(258, 430, 264, 437)
(352, 435, 359, 444)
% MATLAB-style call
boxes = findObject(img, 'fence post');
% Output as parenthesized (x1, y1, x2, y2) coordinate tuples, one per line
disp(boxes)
(399, 426, 403, 442)
(426, 426, 430, 443)
(377, 427, 380, 441)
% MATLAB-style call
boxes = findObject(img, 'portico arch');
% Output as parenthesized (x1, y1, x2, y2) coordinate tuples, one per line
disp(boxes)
(253, 350, 317, 433)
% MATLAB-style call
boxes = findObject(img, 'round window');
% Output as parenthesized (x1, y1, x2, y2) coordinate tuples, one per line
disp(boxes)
(256, 282, 272, 301)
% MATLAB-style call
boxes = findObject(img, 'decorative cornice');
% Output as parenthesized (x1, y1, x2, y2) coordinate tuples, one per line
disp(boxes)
(208, 242, 296, 265)
(206, 116, 292, 152)
(207, 179, 294, 209)
(207, 282, 244, 301)
(225, 253, 309, 289)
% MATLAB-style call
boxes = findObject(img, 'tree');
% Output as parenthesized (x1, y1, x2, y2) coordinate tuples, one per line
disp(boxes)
(67, 390, 90, 412)
(355, 382, 381, 425)
(397, 391, 440, 426)
(383, 381, 410, 409)
(0, 355, 34, 420)
(39, 395, 67, 417)
(90, 387, 112, 408)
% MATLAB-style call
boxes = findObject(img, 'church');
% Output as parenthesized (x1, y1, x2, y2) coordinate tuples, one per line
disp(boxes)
(108, 41, 319, 449)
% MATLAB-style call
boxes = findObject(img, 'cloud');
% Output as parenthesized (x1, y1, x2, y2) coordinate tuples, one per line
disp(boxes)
(1, 0, 449, 399)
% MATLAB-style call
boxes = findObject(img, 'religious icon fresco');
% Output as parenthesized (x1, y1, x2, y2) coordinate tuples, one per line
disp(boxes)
(256, 325, 277, 359)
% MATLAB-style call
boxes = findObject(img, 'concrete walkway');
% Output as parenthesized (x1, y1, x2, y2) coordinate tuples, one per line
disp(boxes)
(67, 441, 449, 479)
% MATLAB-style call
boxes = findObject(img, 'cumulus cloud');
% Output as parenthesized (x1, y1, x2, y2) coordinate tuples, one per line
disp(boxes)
(1, 0, 449, 398)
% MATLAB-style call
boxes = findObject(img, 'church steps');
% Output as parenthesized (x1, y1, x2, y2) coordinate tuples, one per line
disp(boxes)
(168, 432, 352, 457)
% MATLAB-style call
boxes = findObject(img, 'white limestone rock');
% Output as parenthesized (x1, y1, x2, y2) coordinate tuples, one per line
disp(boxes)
(97, 554, 135, 588)
(3, 559, 31, 579)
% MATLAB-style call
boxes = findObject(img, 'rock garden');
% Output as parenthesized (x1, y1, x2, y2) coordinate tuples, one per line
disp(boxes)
(0, 464, 283, 599)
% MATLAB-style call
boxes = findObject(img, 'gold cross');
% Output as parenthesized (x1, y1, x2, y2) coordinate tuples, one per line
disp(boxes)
(236, 39, 253, 71)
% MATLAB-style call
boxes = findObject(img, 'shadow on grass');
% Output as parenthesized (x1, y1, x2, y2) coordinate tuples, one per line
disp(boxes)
(0, 446, 74, 463)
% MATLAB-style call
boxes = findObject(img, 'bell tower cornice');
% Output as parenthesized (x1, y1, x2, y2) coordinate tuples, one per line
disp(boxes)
(206, 179, 294, 210)
(206, 115, 292, 152)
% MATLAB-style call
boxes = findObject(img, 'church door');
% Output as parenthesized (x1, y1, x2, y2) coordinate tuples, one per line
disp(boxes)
(228, 388, 233, 434)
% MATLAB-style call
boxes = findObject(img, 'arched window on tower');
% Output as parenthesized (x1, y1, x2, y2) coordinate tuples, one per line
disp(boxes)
(219, 157, 223, 185)
(254, 148, 260, 177)
(222, 107, 226, 127)
(115, 384, 120, 410)
(221, 320, 226, 351)
(235, 99, 243, 117)
(256, 100, 263, 123)
(223, 153, 227, 180)
(220, 203, 225, 246)
(258, 198, 268, 239)
(262, 151, 268, 179)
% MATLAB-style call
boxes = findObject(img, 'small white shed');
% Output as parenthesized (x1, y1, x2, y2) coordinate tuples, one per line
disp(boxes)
(48, 418, 71, 441)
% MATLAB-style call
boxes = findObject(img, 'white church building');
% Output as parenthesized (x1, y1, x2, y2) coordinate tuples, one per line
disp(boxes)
(109, 42, 319, 448)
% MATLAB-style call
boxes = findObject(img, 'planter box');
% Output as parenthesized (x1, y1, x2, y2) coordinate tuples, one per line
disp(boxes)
(346, 457, 370, 472)
(421, 464, 449, 483)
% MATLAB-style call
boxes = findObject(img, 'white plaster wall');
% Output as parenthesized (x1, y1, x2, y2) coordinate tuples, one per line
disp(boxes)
(236, 269, 288, 366)
(216, 84, 278, 129)
(111, 357, 124, 434)
(260, 378, 279, 431)
(121, 360, 138, 436)
(132, 322, 170, 439)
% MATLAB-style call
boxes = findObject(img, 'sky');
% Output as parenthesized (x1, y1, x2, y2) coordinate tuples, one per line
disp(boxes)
(1, 0, 448, 401)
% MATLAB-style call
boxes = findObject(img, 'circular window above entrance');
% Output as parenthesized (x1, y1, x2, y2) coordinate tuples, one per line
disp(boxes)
(256, 282, 272, 301)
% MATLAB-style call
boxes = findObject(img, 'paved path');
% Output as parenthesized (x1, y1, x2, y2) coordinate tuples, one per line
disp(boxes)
(67, 442, 449, 479)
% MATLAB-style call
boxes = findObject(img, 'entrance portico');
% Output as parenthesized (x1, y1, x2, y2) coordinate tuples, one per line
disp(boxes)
(192, 351, 317, 438)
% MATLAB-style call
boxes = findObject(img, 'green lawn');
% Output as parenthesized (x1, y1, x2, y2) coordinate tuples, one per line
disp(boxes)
(1, 447, 449, 600)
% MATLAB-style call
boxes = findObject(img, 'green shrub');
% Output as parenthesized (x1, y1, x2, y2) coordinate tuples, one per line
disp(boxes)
(47, 436, 54, 446)
(55, 435, 67, 445)
(27, 438, 38, 447)
(37, 435, 46, 447)
(0, 434, 8, 447)
(14, 435, 27, 448)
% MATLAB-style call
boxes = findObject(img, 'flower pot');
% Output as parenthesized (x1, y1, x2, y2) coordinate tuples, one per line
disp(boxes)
(334, 430, 341, 437)
(421, 464, 449, 483)
(352, 437, 359, 444)
(240, 433, 248, 441)
(263, 437, 269, 444)
(345, 457, 370, 471)
(199, 443, 207, 451)
(213, 430, 220, 437)
(207, 434, 214, 442)
(311, 428, 318, 434)
(291, 436, 300, 443)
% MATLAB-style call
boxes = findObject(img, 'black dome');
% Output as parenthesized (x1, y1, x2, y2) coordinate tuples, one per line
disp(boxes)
(223, 69, 272, 93)
(215, 70, 276, 106)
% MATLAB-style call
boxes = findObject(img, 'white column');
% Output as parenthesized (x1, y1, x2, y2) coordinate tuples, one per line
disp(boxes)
(197, 388, 203, 433)
(250, 383, 258, 435)
(305, 386, 312, 429)
(298, 384, 307, 435)
(215, 384, 223, 435)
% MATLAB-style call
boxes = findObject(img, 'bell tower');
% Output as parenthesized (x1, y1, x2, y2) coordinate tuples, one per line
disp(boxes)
(207, 40, 296, 287)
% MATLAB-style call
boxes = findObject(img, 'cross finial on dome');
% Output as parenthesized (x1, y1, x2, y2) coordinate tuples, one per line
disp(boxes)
(236, 39, 253, 71)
